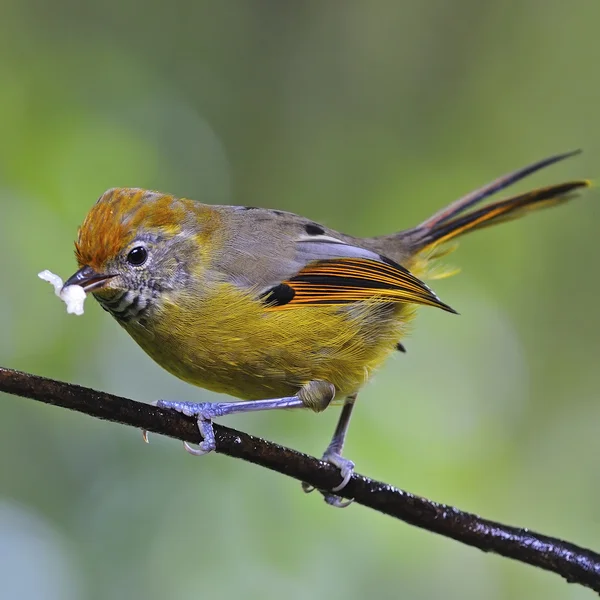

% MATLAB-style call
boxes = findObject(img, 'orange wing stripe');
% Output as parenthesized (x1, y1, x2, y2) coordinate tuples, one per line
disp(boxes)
(263, 258, 456, 313)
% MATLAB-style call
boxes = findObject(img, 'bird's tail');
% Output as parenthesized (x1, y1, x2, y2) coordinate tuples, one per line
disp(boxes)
(400, 150, 589, 260)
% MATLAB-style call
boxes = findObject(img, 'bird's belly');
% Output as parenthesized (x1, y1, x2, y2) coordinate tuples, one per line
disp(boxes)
(123, 289, 411, 401)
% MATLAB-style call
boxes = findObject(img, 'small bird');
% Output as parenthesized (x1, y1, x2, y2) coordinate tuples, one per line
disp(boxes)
(65, 150, 588, 505)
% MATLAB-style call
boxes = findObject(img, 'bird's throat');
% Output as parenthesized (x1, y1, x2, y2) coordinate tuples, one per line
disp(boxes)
(94, 288, 156, 322)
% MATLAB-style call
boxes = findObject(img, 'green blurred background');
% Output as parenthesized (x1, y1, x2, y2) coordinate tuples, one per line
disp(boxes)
(1, 2, 599, 599)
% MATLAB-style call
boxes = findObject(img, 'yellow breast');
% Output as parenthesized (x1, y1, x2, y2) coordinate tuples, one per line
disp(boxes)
(123, 283, 414, 401)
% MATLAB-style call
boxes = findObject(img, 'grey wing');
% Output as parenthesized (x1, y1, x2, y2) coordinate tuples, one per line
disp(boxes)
(210, 205, 385, 293)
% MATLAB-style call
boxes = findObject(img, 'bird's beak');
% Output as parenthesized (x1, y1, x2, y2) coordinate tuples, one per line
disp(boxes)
(63, 266, 116, 292)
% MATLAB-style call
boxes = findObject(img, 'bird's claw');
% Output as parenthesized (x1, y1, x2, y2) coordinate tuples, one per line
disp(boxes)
(183, 438, 214, 456)
(141, 399, 162, 444)
(301, 450, 355, 506)
(301, 481, 315, 494)
(320, 451, 355, 506)
(323, 451, 355, 493)
(324, 494, 354, 508)
(182, 416, 216, 455)
(143, 401, 218, 455)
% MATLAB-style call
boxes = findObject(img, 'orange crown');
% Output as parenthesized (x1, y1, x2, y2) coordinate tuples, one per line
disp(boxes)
(74, 188, 186, 271)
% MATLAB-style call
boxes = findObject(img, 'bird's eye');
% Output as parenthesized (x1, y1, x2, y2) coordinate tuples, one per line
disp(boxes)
(126, 246, 148, 266)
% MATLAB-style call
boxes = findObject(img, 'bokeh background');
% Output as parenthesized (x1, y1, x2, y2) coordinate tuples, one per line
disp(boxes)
(1, 2, 599, 599)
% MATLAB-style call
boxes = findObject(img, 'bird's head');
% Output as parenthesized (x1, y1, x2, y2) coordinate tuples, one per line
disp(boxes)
(65, 188, 217, 322)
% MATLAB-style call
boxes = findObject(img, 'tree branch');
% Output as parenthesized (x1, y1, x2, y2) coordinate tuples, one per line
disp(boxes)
(1, 365, 599, 593)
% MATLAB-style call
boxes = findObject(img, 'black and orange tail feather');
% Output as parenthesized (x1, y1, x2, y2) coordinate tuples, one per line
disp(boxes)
(416, 180, 589, 250)
(407, 150, 590, 252)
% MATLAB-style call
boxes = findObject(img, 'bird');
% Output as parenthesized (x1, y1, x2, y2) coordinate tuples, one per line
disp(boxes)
(64, 150, 589, 506)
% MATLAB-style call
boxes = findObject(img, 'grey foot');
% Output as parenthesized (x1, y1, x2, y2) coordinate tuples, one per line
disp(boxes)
(301, 450, 355, 500)
(324, 493, 354, 508)
(323, 450, 355, 492)
(155, 400, 220, 456)
(145, 395, 307, 453)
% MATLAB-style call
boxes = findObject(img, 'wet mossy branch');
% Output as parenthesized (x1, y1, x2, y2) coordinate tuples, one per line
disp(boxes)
(1, 365, 599, 593)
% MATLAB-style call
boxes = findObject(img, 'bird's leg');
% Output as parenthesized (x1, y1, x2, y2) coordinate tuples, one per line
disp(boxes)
(146, 380, 335, 456)
(323, 393, 357, 489)
(302, 394, 357, 507)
